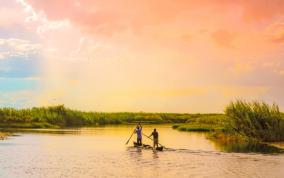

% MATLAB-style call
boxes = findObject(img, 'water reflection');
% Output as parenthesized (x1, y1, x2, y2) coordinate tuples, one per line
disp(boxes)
(152, 150, 159, 159)
(0, 126, 283, 178)
(2, 126, 284, 154)
(0, 128, 81, 135)
(213, 140, 284, 154)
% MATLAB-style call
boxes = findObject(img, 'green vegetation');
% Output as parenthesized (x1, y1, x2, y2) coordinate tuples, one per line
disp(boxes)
(225, 100, 284, 142)
(173, 100, 284, 142)
(0, 105, 191, 128)
(172, 114, 226, 132)
(0, 132, 11, 140)
(1, 100, 283, 142)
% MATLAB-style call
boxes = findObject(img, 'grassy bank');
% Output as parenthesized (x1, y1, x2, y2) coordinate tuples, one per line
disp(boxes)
(1, 100, 283, 143)
(0, 105, 199, 128)
(0, 132, 11, 140)
(172, 114, 226, 132)
(225, 100, 284, 142)
(173, 100, 284, 142)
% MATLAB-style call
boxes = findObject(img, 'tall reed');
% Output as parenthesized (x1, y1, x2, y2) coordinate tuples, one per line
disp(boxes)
(225, 100, 284, 141)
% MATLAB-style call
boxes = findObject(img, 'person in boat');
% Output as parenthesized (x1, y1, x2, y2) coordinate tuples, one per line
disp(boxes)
(149, 128, 159, 149)
(135, 122, 142, 146)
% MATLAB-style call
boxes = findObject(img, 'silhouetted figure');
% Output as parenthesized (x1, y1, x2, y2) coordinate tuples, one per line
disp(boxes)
(149, 128, 159, 149)
(135, 123, 142, 146)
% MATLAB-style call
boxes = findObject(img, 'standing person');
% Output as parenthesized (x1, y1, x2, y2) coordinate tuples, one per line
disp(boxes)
(135, 122, 142, 146)
(149, 128, 159, 149)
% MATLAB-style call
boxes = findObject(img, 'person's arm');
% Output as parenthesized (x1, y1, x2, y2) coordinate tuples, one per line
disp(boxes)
(149, 132, 153, 137)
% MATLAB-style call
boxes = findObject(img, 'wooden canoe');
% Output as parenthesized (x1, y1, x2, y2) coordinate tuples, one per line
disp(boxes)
(133, 142, 164, 151)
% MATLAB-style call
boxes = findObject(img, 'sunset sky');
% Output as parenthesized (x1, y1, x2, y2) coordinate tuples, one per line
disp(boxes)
(0, 0, 283, 112)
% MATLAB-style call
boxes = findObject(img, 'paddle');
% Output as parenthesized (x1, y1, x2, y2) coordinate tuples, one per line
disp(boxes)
(125, 128, 136, 145)
(142, 133, 167, 149)
(125, 123, 140, 145)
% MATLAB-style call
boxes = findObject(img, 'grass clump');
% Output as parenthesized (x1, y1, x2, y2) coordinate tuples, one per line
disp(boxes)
(173, 100, 284, 142)
(172, 114, 225, 132)
(225, 100, 284, 142)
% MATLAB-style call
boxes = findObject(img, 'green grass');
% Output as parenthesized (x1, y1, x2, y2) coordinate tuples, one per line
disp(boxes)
(175, 124, 224, 132)
(1, 101, 283, 143)
(172, 114, 226, 132)
(173, 100, 284, 142)
(0, 122, 58, 129)
(0, 105, 207, 128)
(225, 100, 284, 142)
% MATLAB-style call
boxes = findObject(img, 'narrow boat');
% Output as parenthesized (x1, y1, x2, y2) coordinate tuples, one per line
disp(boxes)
(133, 142, 164, 151)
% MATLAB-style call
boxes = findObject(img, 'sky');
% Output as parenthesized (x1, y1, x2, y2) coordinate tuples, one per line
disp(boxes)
(0, 0, 283, 113)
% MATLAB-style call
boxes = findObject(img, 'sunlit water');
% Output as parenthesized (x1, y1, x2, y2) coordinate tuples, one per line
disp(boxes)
(0, 125, 283, 178)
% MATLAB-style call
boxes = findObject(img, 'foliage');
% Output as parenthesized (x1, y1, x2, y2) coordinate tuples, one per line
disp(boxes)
(0, 105, 197, 128)
(1, 101, 283, 142)
(225, 100, 284, 142)
(172, 114, 226, 132)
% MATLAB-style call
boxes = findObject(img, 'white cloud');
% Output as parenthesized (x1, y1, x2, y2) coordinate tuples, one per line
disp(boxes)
(17, 0, 70, 36)
(0, 38, 41, 59)
(68, 37, 102, 61)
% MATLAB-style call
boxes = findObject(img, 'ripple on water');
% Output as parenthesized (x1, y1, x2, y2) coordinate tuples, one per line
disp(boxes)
(1, 127, 284, 178)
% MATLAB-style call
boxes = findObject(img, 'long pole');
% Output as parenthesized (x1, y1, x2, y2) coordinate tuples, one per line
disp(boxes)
(126, 122, 141, 145)
(142, 133, 166, 148)
(125, 128, 136, 145)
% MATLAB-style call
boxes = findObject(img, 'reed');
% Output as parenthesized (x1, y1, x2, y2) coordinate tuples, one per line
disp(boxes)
(0, 105, 200, 128)
(225, 100, 284, 142)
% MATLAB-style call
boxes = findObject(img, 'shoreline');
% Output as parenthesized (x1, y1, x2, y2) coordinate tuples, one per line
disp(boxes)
(0, 132, 11, 140)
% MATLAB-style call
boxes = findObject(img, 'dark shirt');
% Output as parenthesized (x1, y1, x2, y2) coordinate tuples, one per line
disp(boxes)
(152, 131, 158, 139)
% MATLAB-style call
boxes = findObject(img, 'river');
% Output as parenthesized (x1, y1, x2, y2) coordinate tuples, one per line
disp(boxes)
(0, 125, 283, 178)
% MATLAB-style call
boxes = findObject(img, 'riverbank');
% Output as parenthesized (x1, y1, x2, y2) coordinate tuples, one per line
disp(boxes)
(0, 100, 283, 143)
(0, 105, 222, 128)
(0, 132, 11, 140)
(173, 101, 284, 144)
(172, 114, 226, 132)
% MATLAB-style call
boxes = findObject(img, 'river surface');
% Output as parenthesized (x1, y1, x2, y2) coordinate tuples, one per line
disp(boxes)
(0, 125, 283, 178)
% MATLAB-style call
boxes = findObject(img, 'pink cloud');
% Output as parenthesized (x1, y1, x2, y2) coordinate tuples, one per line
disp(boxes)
(211, 30, 236, 48)
(268, 23, 284, 43)
(26, 0, 188, 35)
(25, 0, 284, 35)
(13, 0, 284, 111)
(241, 0, 284, 22)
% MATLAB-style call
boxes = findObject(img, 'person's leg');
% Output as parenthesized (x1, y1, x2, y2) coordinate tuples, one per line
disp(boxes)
(156, 139, 159, 148)
(153, 139, 157, 148)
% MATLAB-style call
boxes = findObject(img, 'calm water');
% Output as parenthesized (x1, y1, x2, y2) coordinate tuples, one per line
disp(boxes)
(0, 125, 283, 178)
